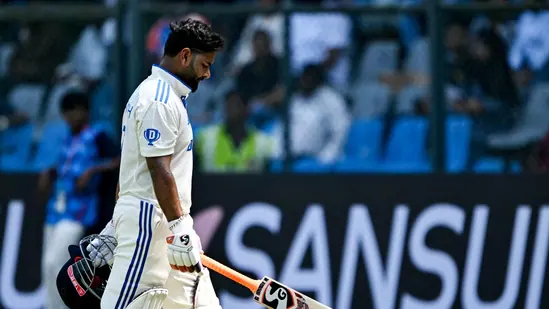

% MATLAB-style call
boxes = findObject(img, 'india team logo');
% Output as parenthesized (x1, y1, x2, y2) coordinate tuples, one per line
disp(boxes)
(144, 128, 161, 145)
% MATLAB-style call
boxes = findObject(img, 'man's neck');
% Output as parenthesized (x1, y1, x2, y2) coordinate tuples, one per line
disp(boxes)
(159, 59, 176, 74)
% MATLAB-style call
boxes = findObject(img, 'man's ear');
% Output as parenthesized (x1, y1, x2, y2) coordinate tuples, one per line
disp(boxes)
(180, 48, 192, 66)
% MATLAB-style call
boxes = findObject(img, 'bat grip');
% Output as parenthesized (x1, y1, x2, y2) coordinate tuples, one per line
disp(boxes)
(200, 253, 259, 293)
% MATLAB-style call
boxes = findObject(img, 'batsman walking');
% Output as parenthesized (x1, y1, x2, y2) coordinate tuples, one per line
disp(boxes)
(88, 19, 225, 309)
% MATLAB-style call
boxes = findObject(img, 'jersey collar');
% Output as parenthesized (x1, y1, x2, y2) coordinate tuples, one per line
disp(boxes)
(151, 65, 191, 98)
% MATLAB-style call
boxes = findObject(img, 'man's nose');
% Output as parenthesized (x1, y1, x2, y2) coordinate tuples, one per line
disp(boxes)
(203, 69, 211, 80)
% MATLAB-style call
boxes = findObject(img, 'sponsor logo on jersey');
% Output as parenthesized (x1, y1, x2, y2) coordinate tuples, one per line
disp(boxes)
(144, 128, 161, 146)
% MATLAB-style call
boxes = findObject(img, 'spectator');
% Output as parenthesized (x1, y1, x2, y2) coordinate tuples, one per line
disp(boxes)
(195, 90, 275, 173)
(459, 27, 519, 168)
(230, 0, 351, 91)
(37, 91, 119, 309)
(230, 0, 283, 75)
(236, 30, 284, 126)
(417, 22, 519, 168)
(274, 64, 350, 164)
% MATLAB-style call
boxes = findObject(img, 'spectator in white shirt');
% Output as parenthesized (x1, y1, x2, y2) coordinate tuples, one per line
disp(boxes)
(230, 0, 352, 92)
(274, 64, 351, 164)
(230, 0, 283, 75)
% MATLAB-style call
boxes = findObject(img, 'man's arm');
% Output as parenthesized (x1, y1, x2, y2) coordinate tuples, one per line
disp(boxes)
(145, 155, 182, 221)
(134, 83, 183, 222)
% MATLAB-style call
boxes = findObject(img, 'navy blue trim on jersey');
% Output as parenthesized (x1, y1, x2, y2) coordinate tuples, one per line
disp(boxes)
(152, 64, 192, 91)
(114, 201, 153, 309)
(126, 202, 154, 303)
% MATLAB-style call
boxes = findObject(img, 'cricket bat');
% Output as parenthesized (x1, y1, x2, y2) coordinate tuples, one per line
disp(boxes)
(200, 254, 331, 309)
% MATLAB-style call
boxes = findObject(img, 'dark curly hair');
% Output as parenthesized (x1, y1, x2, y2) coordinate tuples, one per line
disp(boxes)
(163, 19, 225, 56)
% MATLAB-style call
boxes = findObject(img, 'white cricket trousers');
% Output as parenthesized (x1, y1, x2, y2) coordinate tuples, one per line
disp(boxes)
(42, 220, 85, 309)
(101, 196, 221, 309)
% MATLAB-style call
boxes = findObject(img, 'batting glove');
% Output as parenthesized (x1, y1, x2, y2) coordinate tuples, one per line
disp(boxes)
(86, 220, 117, 267)
(166, 216, 204, 275)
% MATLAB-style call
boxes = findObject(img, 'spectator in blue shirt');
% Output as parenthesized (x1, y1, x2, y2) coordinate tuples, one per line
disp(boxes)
(38, 91, 119, 309)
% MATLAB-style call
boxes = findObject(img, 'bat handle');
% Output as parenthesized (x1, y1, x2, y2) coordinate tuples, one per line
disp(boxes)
(200, 253, 260, 293)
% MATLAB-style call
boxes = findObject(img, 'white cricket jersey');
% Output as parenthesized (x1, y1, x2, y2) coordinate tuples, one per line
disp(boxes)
(118, 65, 194, 214)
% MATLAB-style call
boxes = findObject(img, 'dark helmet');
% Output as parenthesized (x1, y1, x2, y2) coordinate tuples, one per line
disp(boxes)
(56, 235, 115, 309)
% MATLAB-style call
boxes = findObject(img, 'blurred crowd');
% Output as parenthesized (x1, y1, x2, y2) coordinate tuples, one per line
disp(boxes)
(1, 0, 549, 175)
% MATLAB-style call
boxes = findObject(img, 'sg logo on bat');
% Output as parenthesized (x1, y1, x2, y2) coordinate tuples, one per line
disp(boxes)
(255, 277, 309, 309)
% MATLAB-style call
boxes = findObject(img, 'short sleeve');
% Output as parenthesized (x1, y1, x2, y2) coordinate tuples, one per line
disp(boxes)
(136, 100, 179, 158)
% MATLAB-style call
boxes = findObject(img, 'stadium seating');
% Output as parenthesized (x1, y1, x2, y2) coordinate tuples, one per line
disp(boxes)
(269, 158, 333, 173)
(446, 114, 472, 172)
(473, 157, 505, 173)
(333, 159, 379, 173)
(0, 124, 34, 172)
(344, 118, 383, 161)
(292, 158, 332, 173)
(377, 161, 432, 173)
(385, 116, 429, 164)
(473, 157, 522, 173)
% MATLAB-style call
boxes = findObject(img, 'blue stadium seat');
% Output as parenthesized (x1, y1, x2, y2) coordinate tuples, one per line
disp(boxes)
(333, 158, 380, 173)
(473, 157, 522, 174)
(377, 161, 432, 173)
(473, 157, 504, 173)
(446, 115, 472, 172)
(33, 121, 69, 170)
(344, 118, 383, 161)
(0, 124, 34, 172)
(270, 159, 283, 173)
(385, 116, 428, 163)
(292, 158, 332, 173)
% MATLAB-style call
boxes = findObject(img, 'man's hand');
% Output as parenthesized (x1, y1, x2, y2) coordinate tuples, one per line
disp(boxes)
(166, 217, 204, 275)
(38, 169, 53, 192)
(86, 220, 117, 267)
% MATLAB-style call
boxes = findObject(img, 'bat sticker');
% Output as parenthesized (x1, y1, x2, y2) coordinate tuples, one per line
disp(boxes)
(258, 278, 309, 309)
